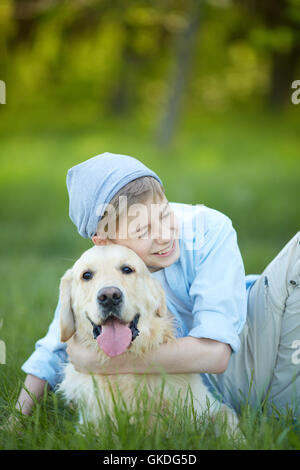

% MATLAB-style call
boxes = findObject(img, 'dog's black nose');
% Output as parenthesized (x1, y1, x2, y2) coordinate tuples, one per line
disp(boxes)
(97, 286, 123, 307)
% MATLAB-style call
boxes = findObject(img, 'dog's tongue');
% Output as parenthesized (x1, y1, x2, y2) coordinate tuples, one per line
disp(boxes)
(96, 317, 132, 357)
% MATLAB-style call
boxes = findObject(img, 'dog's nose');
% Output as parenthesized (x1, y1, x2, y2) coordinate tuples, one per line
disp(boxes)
(97, 286, 123, 307)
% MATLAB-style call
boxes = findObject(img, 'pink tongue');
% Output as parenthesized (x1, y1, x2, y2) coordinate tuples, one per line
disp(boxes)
(96, 317, 132, 357)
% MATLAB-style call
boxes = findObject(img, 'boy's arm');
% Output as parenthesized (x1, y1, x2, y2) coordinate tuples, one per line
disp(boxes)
(16, 374, 49, 415)
(187, 210, 247, 354)
(66, 333, 231, 375)
(19, 297, 68, 414)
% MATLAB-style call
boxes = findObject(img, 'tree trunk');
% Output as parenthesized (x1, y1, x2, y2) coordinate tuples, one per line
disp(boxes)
(155, 0, 202, 148)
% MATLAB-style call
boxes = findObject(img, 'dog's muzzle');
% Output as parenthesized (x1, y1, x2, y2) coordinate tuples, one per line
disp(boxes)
(88, 313, 140, 342)
(97, 286, 123, 320)
(87, 312, 140, 357)
(85, 285, 141, 357)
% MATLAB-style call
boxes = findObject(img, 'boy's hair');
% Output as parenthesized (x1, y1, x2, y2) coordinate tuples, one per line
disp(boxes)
(95, 176, 165, 236)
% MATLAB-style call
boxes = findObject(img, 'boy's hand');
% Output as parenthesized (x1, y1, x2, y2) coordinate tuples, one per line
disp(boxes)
(66, 336, 99, 373)
(0, 413, 25, 435)
(66, 335, 128, 374)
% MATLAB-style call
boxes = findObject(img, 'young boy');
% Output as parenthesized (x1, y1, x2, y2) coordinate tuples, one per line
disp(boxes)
(17, 153, 300, 417)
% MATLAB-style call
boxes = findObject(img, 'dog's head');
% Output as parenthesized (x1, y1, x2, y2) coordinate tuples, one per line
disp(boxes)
(59, 244, 176, 358)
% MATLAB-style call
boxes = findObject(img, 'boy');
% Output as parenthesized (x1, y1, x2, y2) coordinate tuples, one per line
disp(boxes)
(17, 153, 300, 417)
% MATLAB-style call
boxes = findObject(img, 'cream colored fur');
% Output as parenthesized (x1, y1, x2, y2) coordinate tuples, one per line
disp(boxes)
(57, 245, 239, 434)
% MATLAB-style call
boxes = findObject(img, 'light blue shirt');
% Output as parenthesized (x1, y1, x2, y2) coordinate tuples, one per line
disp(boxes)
(21, 203, 259, 390)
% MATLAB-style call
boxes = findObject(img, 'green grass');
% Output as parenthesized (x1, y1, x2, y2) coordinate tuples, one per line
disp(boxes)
(0, 111, 299, 449)
(0, 367, 299, 450)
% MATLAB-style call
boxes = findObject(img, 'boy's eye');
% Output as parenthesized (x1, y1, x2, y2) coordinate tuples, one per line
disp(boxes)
(138, 230, 148, 239)
(161, 208, 171, 220)
(121, 266, 135, 274)
(82, 271, 93, 281)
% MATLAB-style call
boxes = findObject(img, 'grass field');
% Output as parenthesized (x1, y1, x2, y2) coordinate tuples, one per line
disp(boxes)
(0, 111, 299, 449)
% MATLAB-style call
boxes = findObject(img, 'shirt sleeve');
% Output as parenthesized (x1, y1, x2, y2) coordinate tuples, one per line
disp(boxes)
(21, 297, 68, 390)
(187, 210, 247, 353)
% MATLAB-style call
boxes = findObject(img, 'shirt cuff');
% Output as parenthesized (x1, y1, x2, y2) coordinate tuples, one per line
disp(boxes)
(21, 346, 68, 390)
(187, 311, 241, 353)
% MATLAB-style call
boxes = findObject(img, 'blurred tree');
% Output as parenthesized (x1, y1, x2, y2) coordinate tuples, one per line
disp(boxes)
(155, 0, 202, 147)
(239, 0, 300, 109)
(1, 0, 299, 130)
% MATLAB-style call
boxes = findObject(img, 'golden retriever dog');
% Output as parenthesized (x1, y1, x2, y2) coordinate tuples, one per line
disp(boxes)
(57, 245, 239, 435)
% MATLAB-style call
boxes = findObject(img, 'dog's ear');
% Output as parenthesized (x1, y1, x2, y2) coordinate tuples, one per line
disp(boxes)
(59, 268, 76, 342)
(153, 279, 167, 318)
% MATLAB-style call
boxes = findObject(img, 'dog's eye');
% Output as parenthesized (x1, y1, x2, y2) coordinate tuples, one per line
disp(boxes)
(82, 271, 93, 281)
(121, 266, 134, 275)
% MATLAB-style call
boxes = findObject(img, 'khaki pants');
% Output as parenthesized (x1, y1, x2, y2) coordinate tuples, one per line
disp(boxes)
(208, 231, 300, 416)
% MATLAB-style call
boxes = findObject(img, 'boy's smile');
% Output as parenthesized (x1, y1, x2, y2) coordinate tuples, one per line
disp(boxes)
(152, 239, 176, 257)
(92, 195, 180, 272)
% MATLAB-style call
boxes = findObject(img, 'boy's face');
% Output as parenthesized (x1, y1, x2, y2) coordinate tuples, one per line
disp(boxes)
(92, 195, 180, 272)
